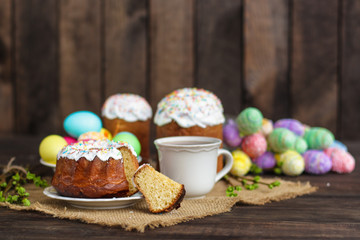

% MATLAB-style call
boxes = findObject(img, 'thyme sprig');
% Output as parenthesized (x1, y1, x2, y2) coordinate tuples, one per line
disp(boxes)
(223, 174, 281, 197)
(0, 157, 48, 206)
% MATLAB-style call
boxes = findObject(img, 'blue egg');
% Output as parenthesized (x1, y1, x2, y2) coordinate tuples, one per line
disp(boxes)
(64, 111, 102, 138)
(330, 140, 348, 152)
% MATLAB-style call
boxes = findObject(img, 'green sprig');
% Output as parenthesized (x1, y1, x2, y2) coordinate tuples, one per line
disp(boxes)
(223, 175, 242, 197)
(0, 157, 48, 206)
(235, 175, 282, 190)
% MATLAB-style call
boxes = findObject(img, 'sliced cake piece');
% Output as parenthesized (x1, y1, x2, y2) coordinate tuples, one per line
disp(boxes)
(133, 164, 186, 213)
(118, 146, 139, 196)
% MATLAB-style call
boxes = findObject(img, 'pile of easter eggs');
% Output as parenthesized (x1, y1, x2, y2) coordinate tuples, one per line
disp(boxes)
(39, 110, 141, 165)
(224, 107, 355, 177)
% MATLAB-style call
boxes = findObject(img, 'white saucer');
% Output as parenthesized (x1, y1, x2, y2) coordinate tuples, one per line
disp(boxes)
(40, 159, 56, 170)
(43, 186, 143, 209)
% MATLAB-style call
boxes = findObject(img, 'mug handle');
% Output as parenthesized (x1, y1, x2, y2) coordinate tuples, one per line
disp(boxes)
(215, 149, 234, 182)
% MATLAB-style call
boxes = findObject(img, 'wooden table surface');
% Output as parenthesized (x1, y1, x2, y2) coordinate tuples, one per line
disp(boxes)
(0, 136, 359, 239)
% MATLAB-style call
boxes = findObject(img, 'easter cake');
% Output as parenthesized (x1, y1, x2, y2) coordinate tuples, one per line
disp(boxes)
(102, 93, 152, 160)
(154, 88, 225, 171)
(51, 139, 139, 198)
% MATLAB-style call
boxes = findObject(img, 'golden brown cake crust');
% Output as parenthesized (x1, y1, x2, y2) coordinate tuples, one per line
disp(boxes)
(52, 157, 129, 198)
(156, 121, 224, 171)
(103, 117, 150, 160)
(133, 165, 186, 213)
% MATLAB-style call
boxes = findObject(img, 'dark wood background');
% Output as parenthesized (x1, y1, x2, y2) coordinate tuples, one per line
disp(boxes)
(0, 0, 359, 140)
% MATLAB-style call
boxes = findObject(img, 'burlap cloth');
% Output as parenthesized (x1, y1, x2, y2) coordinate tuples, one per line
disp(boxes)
(0, 177, 316, 232)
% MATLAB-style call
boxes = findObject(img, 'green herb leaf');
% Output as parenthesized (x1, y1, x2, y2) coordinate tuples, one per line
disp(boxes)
(22, 198, 30, 206)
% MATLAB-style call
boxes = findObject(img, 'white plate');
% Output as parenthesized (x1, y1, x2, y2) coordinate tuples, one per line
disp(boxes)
(40, 159, 56, 170)
(40, 156, 142, 170)
(43, 186, 143, 209)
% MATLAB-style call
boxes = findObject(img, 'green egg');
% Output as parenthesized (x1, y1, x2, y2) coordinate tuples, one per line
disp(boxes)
(294, 137, 308, 154)
(236, 107, 263, 135)
(113, 132, 141, 156)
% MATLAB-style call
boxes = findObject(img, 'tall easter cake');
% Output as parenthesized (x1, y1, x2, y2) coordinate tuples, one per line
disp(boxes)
(102, 93, 152, 160)
(154, 88, 225, 171)
(52, 140, 139, 198)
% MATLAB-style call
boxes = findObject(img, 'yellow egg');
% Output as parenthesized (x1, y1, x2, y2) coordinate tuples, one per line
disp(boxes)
(276, 150, 299, 165)
(279, 150, 304, 176)
(100, 128, 112, 140)
(39, 135, 67, 165)
(230, 150, 252, 176)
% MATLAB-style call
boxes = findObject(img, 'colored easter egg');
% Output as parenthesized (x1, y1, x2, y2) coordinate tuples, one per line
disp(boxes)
(253, 151, 276, 170)
(260, 118, 273, 137)
(113, 131, 141, 156)
(303, 150, 332, 175)
(294, 137, 308, 154)
(280, 150, 305, 176)
(274, 119, 305, 136)
(268, 128, 297, 153)
(276, 150, 298, 165)
(100, 128, 112, 140)
(63, 136, 77, 145)
(241, 133, 267, 159)
(304, 127, 334, 149)
(230, 150, 252, 176)
(39, 135, 67, 165)
(324, 148, 355, 174)
(236, 107, 263, 135)
(64, 111, 102, 138)
(223, 119, 242, 147)
(330, 140, 348, 152)
(78, 131, 107, 141)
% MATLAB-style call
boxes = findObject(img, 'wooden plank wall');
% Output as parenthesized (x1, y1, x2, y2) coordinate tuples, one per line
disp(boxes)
(0, 0, 359, 140)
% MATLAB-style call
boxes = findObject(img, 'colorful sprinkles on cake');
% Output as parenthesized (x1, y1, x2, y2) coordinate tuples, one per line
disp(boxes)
(154, 88, 225, 128)
(57, 139, 137, 162)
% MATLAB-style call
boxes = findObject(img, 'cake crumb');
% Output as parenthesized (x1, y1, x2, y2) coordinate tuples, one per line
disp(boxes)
(326, 182, 331, 187)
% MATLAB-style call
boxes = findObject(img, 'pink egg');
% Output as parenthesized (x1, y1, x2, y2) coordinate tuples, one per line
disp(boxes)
(241, 133, 267, 159)
(63, 136, 77, 145)
(324, 148, 355, 174)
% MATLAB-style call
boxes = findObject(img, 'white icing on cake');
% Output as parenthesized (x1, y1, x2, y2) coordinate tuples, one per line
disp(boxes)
(154, 88, 225, 128)
(57, 139, 137, 161)
(102, 93, 152, 122)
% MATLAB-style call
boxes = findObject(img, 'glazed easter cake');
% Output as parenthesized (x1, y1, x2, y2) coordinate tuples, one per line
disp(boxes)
(102, 93, 152, 160)
(154, 88, 225, 171)
(52, 139, 139, 198)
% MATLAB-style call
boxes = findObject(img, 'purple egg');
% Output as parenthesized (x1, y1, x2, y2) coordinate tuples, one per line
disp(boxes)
(303, 150, 332, 175)
(253, 151, 276, 170)
(223, 119, 242, 147)
(274, 119, 305, 136)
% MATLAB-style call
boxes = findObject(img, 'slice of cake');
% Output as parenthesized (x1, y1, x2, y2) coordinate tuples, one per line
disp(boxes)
(133, 164, 185, 213)
(118, 145, 139, 196)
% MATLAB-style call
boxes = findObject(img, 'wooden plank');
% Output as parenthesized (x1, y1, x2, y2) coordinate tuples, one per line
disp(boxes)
(149, 0, 194, 108)
(1, 137, 360, 238)
(340, 0, 360, 140)
(196, 0, 242, 116)
(14, 0, 59, 134)
(291, 0, 338, 132)
(59, 0, 102, 119)
(243, 0, 289, 119)
(0, 0, 13, 134)
(104, 0, 147, 99)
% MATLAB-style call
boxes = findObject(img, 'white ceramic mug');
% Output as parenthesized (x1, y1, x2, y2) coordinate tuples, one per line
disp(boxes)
(154, 136, 233, 199)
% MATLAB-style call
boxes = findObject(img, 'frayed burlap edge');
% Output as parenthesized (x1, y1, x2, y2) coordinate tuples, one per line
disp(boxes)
(0, 178, 317, 232)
